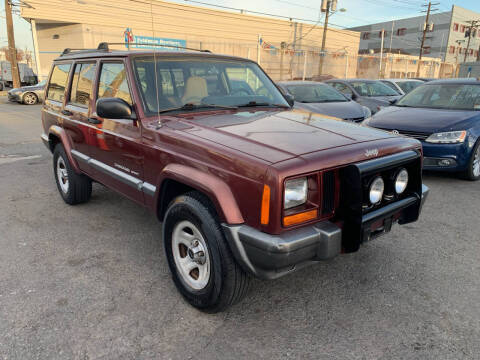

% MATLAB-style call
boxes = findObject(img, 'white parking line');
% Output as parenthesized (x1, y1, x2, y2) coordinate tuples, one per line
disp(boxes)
(0, 154, 42, 165)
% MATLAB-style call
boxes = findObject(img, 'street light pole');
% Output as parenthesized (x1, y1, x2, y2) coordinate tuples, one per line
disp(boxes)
(5, 0, 21, 88)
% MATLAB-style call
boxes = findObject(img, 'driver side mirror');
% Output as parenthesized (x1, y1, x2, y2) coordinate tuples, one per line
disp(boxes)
(96, 97, 136, 120)
(284, 93, 295, 107)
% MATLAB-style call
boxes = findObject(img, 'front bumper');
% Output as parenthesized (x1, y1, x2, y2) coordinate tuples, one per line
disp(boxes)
(422, 141, 471, 172)
(8, 93, 21, 102)
(222, 184, 429, 280)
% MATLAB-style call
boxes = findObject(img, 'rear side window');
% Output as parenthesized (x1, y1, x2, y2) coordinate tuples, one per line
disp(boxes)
(97, 62, 132, 105)
(70, 63, 96, 107)
(47, 63, 71, 102)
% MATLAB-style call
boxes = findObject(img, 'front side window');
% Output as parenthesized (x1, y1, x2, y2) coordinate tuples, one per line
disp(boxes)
(350, 81, 399, 97)
(397, 84, 480, 110)
(286, 84, 348, 103)
(330, 82, 352, 95)
(70, 62, 96, 107)
(47, 63, 71, 102)
(396, 81, 421, 94)
(133, 56, 288, 114)
(98, 62, 132, 105)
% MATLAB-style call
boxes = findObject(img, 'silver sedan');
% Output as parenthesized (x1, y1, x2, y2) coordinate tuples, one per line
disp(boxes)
(7, 80, 46, 105)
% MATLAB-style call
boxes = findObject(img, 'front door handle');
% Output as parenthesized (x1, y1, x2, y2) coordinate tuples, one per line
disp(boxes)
(61, 109, 73, 116)
(88, 117, 102, 125)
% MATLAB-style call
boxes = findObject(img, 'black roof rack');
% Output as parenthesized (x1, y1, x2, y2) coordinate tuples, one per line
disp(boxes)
(60, 42, 211, 57)
(97, 42, 211, 53)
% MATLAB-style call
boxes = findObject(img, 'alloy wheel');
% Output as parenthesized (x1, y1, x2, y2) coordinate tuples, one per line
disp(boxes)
(473, 145, 480, 178)
(23, 93, 37, 105)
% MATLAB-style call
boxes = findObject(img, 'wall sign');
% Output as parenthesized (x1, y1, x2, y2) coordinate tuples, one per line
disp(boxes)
(124, 28, 186, 50)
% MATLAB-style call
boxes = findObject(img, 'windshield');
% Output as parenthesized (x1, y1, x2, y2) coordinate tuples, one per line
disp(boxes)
(285, 83, 347, 103)
(397, 84, 480, 110)
(132, 56, 289, 114)
(350, 81, 399, 97)
(396, 81, 421, 94)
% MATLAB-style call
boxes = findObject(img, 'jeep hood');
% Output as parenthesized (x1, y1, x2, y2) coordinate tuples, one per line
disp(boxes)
(169, 109, 397, 163)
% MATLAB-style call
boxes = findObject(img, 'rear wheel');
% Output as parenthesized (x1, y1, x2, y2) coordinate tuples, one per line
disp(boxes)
(163, 191, 250, 312)
(53, 144, 92, 204)
(22, 92, 38, 105)
(464, 141, 480, 181)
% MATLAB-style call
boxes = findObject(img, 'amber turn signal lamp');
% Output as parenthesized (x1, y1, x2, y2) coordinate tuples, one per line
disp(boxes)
(283, 209, 318, 226)
(260, 185, 271, 225)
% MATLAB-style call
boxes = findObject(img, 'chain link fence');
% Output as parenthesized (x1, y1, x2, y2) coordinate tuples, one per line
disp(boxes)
(185, 39, 459, 81)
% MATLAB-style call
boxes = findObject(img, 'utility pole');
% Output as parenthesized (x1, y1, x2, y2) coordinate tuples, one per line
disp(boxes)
(416, 2, 438, 77)
(463, 20, 479, 63)
(5, 0, 21, 88)
(379, 29, 385, 78)
(318, 0, 337, 75)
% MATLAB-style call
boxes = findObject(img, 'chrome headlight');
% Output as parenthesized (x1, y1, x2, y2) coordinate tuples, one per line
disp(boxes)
(425, 131, 466, 144)
(284, 177, 307, 209)
(394, 168, 408, 194)
(369, 176, 384, 204)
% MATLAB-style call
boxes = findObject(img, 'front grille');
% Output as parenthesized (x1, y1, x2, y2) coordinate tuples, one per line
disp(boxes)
(379, 128, 431, 141)
(322, 170, 335, 215)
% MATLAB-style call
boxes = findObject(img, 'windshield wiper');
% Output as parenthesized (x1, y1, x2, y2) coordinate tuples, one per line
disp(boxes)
(158, 103, 238, 114)
(237, 101, 290, 108)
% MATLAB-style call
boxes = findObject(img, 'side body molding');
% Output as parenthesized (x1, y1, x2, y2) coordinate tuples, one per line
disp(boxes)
(47, 125, 81, 173)
(158, 164, 244, 225)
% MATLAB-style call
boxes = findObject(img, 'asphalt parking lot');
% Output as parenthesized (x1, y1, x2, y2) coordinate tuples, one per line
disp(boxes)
(1, 97, 480, 360)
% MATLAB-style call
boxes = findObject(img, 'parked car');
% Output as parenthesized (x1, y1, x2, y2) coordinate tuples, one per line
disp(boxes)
(325, 79, 402, 114)
(364, 80, 480, 180)
(381, 79, 423, 95)
(413, 77, 436, 82)
(7, 80, 46, 105)
(41, 43, 428, 312)
(277, 81, 371, 122)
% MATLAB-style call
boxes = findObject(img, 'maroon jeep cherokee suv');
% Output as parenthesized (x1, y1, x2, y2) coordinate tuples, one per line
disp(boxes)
(41, 43, 428, 312)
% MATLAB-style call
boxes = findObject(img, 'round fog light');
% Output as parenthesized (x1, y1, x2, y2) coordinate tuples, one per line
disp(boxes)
(395, 168, 408, 194)
(369, 176, 384, 204)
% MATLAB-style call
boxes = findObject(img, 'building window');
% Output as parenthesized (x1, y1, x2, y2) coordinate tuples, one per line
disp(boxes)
(458, 47, 463, 54)
(378, 30, 387, 38)
(362, 32, 370, 40)
(453, 23, 459, 31)
(469, 49, 474, 55)
(423, 46, 431, 54)
(460, 25, 465, 33)
(449, 45, 455, 54)
(397, 28, 407, 36)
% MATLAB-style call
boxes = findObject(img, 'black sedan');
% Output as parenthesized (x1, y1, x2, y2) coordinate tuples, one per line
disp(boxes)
(277, 81, 371, 122)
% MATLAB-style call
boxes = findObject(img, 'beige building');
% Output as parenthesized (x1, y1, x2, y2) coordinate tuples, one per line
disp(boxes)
(356, 53, 455, 79)
(21, 0, 360, 80)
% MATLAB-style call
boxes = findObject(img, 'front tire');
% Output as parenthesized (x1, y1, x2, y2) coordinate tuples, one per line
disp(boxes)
(464, 140, 480, 181)
(22, 92, 38, 105)
(163, 191, 250, 312)
(53, 144, 92, 204)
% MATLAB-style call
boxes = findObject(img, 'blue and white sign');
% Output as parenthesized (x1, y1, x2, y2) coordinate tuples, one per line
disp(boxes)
(124, 29, 186, 51)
